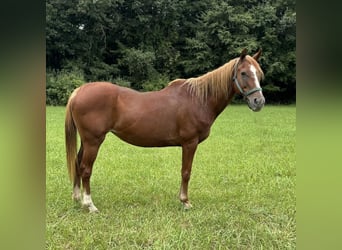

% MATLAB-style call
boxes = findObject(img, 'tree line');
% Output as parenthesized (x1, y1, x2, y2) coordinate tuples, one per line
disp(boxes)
(46, 0, 296, 105)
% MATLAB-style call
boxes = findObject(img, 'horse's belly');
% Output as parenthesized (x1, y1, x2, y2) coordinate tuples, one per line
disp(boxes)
(111, 125, 181, 147)
(112, 132, 180, 147)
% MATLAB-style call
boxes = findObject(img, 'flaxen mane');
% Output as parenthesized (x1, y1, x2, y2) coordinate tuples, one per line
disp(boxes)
(183, 58, 237, 103)
(169, 55, 264, 103)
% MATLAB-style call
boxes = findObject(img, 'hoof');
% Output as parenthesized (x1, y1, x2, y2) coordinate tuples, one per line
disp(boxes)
(83, 203, 99, 213)
(88, 206, 99, 213)
(82, 204, 99, 214)
(182, 201, 192, 210)
(72, 193, 81, 202)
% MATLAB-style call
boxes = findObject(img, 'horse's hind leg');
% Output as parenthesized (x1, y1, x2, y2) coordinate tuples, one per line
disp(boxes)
(80, 137, 104, 213)
(72, 143, 83, 202)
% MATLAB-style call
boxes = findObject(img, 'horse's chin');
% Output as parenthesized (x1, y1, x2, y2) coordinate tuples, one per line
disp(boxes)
(252, 106, 263, 112)
(247, 102, 264, 112)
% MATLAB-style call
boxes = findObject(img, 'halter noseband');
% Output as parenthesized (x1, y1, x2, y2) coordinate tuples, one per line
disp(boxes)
(232, 59, 262, 97)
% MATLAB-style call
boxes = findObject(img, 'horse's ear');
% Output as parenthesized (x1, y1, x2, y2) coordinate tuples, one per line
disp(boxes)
(240, 48, 248, 61)
(253, 48, 262, 61)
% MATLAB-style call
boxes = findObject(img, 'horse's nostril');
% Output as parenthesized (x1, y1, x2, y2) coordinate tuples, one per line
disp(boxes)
(254, 98, 258, 104)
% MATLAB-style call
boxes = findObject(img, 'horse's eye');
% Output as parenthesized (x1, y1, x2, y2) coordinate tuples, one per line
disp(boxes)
(241, 72, 247, 76)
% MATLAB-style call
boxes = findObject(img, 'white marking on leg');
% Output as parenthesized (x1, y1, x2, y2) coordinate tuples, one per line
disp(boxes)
(179, 188, 192, 209)
(82, 192, 99, 213)
(179, 189, 187, 203)
(72, 186, 81, 201)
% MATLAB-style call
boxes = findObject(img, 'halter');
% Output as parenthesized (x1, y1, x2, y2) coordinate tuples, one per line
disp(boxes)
(232, 59, 262, 97)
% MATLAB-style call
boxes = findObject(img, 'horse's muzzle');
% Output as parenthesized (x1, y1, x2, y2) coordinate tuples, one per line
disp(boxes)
(247, 95, 265, 112)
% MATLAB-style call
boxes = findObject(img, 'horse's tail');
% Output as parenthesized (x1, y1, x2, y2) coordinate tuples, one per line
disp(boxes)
(65, 89, 78, 183)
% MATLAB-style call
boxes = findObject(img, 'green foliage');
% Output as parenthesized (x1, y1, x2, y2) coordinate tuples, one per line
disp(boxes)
(46, 0, 296, 104)
(118, 48, 158, 89)
(46, 69, 85, 106)
(142, 73, 170, 91)
(111, 76, 131, 88)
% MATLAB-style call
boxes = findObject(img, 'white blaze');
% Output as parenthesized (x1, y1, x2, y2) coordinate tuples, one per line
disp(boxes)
(250, 65, 261, 89)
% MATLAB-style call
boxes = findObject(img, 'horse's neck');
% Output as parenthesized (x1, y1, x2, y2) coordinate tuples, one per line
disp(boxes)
(207, 85, 235, 119)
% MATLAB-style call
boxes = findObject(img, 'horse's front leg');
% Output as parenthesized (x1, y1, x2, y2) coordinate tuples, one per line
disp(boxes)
(179, 140, 198, 209)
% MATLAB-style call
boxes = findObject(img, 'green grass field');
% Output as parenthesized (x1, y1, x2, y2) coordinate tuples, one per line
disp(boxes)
(46, 105, 295, 249)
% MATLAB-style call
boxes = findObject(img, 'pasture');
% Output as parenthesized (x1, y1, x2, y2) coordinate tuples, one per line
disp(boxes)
(46, 105, 295, 249)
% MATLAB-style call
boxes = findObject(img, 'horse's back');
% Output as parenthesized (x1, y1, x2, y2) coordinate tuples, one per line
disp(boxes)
(71, 82, 118, 104)
(71, 82, 143, 111)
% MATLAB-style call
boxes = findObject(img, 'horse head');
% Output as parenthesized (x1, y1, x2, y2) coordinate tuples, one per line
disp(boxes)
(233, 48, 265, 112)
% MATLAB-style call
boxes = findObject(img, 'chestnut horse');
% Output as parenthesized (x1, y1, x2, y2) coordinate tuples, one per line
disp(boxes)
(65, 48, 265, 212)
